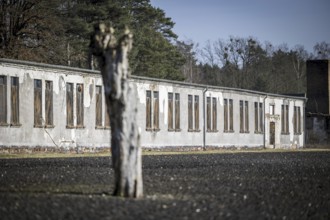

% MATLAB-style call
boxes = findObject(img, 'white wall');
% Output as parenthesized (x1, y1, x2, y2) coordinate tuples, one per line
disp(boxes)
(0, 59, 306, 150)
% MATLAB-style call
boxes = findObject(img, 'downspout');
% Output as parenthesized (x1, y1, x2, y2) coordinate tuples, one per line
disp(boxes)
(203, 87, 208, 150)
(303, 95, 307, 148)
(263, 95, 267, 149)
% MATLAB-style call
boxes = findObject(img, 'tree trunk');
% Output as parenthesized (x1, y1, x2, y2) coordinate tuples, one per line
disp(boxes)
(90, 24, 143, 198)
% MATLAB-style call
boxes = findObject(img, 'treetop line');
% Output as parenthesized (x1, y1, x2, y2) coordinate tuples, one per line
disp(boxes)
(1, 0, 329, 95)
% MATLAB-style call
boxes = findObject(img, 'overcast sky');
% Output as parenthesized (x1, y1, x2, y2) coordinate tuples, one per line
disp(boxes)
(150, 0, 330, 53)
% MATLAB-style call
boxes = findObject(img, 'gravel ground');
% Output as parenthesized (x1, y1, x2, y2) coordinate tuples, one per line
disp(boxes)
(0, 151, 329, 220)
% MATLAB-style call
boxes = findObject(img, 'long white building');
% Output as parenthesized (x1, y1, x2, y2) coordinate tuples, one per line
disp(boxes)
(0, 59, 306, 151)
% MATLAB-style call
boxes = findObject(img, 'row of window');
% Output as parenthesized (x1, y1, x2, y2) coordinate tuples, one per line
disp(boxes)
(0, 76, 110, 129)
(0, 75, 302, 135)
(145, 90, 302, 135)
(64, 83, 110, 129)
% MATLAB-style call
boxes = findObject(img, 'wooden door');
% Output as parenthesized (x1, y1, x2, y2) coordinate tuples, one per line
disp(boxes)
(270, 122, 275, 145)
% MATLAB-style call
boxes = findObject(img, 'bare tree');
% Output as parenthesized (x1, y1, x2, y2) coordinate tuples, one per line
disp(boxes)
(313, 41, 330, 59)
(291, 45, 308, 92)
(90, 24, 143, 198)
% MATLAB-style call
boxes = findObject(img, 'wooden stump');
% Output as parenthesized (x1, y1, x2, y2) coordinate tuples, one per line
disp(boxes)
(90, 24, 143, 198)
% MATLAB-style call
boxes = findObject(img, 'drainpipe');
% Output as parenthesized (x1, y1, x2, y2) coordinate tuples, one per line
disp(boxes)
(303, 95, 307, 148)
(203, 87, 208, 150)
(263, 95, 267, 149)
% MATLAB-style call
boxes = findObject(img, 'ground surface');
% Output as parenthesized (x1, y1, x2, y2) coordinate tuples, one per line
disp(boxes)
(0, 150, 329, 220)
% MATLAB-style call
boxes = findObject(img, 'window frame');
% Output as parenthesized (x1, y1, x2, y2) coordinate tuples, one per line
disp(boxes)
(281, 104, 289, 134)
(95, 85, 103, 128)
(254, 102, 264, 134)
(34, 79, 43, 127)
(188, 94, 193, 131)
(10, 76, 20, 126)
(168, 92, 174, 131)
(45, 80, 54, 128)
(175, 93, 180, 131)
(0, 75, 7, 125)
(194, 95, 200, 131)
(66, 83, 74, 128)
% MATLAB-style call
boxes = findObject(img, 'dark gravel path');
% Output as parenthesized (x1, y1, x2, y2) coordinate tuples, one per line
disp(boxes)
(0, 151, 329, 220)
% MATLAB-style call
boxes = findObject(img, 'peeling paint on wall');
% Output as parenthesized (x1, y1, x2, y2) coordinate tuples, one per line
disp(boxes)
(83, 77, 94, 108)
(136, 83, 147, 105)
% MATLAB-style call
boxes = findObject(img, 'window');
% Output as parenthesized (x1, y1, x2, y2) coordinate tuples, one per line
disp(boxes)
(207, 97, 211, 131)
(146, 90, 152, 130)
(240, 100, 249, 133)
(146, 90, 159, 131)
(153, 91, 159, 130)
(45, 81, 53, 127)
(229, 99, 234, 131)
(194, 95, 199, 131)
(175, 93, 180, 130)
(254, 102, 263, 133)
(293, 106, 301, 134)
(188, 95, 193, 130)
(0, 76, 7, 125)
(34, 79, 42, 127)
(224, 98, 234, 132)
(281, 104, 289, 134)
(245, 101, 249, 132)
(76, 84, 84, 127)
(212, 97, 217, 131)
(66, 83, 74, 128)
(188, 94, 200, 132)
(11, 77, 19, 126)
(168, 92, 173, 130)
(95, 86, 102, 127)
(206, 97, 217, 132)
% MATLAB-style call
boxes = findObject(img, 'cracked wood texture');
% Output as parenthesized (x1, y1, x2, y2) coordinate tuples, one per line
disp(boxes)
(90, 24, 143, 198)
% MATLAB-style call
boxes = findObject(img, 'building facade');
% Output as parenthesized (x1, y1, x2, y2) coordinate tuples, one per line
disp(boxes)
(306, 60, 330, 146)
(0, 59, 306, 151)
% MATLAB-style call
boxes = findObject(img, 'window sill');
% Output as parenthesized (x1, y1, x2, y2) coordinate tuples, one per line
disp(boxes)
(254, 131, 264, 134)
(0, 123, 10, 127)
(146, 128, 160, 132)
(188, 129, 201, 132)
(34, 125, 44, 128)
(45, 125, 55, 128)
(207, 130, 218, 133)
(281, 132, 290, 135)
(95, 126, 110, 130)
(224, 130, 234, 133)
(10, 123, 22, 128)
(240, 131, 250, 133)
(66, 125, 86, 129)
(294, 132, 302, 135)
(168, 128, 180, 132)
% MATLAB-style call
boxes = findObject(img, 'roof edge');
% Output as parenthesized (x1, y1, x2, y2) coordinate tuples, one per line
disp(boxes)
(0, 58, 307, 101)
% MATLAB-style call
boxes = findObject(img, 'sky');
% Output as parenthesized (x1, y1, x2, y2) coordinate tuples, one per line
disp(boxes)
(150, 0, 330, 53)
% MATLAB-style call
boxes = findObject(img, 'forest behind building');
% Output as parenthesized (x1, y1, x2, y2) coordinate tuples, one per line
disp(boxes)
(1, 0, 329, 94)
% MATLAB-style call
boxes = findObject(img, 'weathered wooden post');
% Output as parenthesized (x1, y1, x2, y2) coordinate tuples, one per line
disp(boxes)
(90, 24, 143, 198)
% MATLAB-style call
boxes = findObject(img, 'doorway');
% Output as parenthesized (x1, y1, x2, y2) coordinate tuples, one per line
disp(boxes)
(270, 122, 275, 146)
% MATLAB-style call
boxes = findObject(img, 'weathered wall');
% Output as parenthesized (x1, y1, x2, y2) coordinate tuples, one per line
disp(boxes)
(0, 59, 306, 151)
(0, 61, 110, 151)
